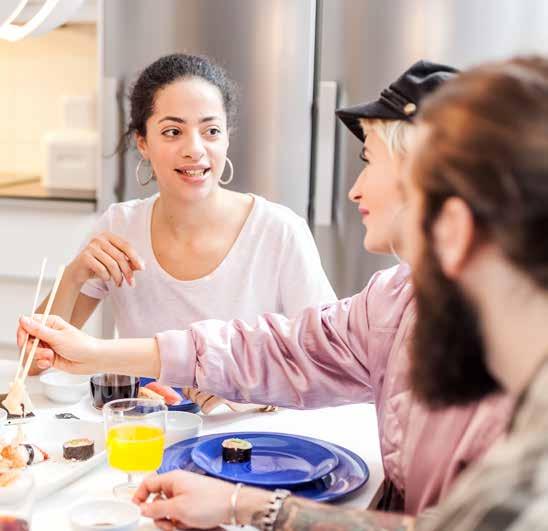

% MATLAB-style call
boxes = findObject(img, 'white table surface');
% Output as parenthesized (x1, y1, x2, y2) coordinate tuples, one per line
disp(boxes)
(1, 364, 384, 530)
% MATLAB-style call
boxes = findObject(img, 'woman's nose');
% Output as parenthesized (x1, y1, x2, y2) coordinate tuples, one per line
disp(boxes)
(181, 130, 206, 160)
(348, 176, 362, 203)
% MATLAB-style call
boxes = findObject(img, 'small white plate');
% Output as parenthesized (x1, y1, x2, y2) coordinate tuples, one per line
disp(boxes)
(70, 498, 139, 531)
(3, 418, 106, 498)
(74, 395, 104, 420)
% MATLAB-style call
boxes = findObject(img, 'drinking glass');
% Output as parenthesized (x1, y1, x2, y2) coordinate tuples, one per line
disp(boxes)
(90, 374, 140, 410)
(104, 398, 167, 498)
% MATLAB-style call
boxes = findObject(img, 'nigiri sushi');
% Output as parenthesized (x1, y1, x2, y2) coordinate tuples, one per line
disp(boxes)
(2, 379, 34, 417)
(2, 444, 48, 467)
(143, 382, 182, 406)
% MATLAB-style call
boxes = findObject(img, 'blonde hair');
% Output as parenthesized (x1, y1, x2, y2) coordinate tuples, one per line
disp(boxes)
(360, 118, 415, 158)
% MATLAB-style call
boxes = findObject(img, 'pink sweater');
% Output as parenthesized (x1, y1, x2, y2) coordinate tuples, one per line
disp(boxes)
(156, 263, 512, 514)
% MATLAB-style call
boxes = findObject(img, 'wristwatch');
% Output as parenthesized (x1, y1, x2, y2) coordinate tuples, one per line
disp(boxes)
(260, 488, 291, 531)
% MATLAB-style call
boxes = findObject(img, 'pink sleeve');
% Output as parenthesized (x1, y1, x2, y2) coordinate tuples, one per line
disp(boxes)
(156, 289, 373, 408)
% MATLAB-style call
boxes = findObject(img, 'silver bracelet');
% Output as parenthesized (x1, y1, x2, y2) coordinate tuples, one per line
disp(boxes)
(230, 482, 244, 526)
(261, 489, 291, 531)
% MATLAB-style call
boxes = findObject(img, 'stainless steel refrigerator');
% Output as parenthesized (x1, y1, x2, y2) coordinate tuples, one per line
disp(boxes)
(99, 0, 548, 298)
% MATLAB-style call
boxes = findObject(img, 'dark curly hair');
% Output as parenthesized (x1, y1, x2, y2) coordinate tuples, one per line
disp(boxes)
(120, 53, 239, 151)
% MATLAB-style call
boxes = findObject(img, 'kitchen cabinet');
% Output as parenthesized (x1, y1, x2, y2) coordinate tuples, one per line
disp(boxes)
(0, 198, 106, 361)
(0, 1, 117, 360)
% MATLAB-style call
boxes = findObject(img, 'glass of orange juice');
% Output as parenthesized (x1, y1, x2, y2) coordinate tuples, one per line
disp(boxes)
(103, 398, 167, 498)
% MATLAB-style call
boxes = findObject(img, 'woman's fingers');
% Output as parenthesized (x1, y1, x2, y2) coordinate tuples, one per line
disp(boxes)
(19, 317, 56, 349)
(153, 519, 176, 531)
(181, 387, 225, 414)
(72, 231, 145, 287)
(107, 233, 146, 272)
(18, 317, 55, 373)
(101, 240, 136, 286)
(82, 248, 111, 282)
(16, 325, 27, 349)
(34, 348, 54, 369)
(92, 247, 124, 286)
(134, 473, 172, 503)
(198, 393, 225, 415)
(87, 233, 145, 287)
(23, 314, 69, 332)
(140, 498, 177, 521)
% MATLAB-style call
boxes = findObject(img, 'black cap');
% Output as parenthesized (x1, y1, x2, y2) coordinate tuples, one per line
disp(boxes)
(336, 60, 459, 142)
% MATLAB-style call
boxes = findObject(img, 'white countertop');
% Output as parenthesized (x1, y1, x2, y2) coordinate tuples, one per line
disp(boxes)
(1, 364, 384, 530)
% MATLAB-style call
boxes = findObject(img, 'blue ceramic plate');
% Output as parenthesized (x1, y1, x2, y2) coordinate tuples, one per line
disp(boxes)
(191, 432, 339, 486)
(139, 377, 199, 413)
(159, 433, 369, 502)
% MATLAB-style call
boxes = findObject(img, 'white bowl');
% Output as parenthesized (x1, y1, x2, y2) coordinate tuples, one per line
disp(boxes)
(165, 411, 202, 446)
(40, 371, 90, 404)
(70, 499, 139, 531)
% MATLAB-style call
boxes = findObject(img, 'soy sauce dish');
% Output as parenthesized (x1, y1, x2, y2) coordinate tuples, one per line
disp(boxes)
(70, 499, 139, 531)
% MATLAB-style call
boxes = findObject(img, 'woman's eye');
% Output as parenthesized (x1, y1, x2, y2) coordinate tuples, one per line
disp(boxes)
(163, 129, 180, 137)
(206, 127, 222, 137)
(359, 148, 369, 164)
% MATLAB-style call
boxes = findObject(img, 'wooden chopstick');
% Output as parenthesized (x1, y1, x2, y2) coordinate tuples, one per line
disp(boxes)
(15, 257, 48, 381)
(20, 264, 65, 383)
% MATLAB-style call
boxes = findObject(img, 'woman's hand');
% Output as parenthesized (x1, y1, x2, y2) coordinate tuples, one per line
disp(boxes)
(18, 315, 100, 374)
(67, 231, 145, 288)
(133, 471, 271, 530)
(183, 387, 278, 415)
(182, 387, 226, 414)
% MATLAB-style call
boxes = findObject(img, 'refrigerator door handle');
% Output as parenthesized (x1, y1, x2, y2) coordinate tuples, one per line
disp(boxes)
(99, 76, 123, 212)
(313, 81, 338, 226)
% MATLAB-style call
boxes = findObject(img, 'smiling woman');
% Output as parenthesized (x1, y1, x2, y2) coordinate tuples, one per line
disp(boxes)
(23, 54, 336, 386)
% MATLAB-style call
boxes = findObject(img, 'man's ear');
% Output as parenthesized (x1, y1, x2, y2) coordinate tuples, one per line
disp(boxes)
(135, 133, 148, 160)
(433, 197, 476, 279)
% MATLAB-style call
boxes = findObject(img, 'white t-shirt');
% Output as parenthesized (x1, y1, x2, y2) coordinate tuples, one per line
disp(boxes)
(81, 194, 336, 338)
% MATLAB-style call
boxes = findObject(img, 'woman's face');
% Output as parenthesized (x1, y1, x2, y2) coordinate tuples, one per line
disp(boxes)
(136, 77, 229, 203)
(348, 130, 406, 254)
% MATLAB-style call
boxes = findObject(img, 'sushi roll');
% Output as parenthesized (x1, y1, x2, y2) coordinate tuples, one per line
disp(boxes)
(222, 438, 252, 463)
(16, 444, 49, 466)
(63, 438, 95, 461)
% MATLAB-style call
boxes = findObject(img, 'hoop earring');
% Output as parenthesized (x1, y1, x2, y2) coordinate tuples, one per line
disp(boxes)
(219, 157, 234, 185)
(135, 158, 154, 186)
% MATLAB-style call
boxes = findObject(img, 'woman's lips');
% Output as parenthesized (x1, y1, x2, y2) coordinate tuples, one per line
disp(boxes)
(359, 207, 370, 220)
(175, 167, 210, 184)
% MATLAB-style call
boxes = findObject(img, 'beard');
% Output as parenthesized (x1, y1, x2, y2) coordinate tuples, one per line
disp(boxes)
(410, 238, 502, 409)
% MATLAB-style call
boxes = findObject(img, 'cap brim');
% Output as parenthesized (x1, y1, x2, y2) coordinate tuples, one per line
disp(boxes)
(336, 100, 405, 142)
